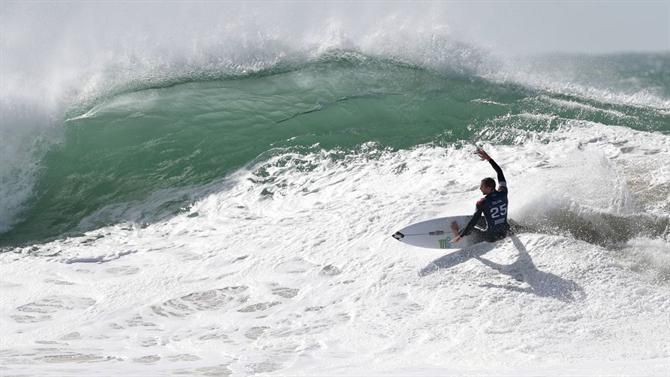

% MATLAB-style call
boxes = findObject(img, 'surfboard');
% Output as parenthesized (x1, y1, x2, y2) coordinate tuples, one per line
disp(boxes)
(391, 215, 480, 249)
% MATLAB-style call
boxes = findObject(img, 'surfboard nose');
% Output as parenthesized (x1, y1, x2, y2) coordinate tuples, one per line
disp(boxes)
(392, 231, 405, 240)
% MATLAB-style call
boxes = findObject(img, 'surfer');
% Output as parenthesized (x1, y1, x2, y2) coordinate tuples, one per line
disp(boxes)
(451, 148, 510, 243)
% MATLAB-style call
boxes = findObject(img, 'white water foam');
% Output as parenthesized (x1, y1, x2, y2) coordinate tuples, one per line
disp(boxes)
(539, 95, 633, 119)
(1, 122, 668, 375)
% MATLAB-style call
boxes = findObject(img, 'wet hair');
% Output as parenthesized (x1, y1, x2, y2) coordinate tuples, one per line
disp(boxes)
(481, 177, 496, 189)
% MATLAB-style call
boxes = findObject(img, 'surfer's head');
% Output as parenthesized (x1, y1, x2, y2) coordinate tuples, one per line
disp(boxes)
(480, 177, 496, 194)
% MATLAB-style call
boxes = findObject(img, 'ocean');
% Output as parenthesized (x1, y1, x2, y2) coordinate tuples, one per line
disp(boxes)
(1, 3, 669, 376)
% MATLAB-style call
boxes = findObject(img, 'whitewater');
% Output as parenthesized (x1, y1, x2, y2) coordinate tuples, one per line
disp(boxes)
(1, 2, 669, 376)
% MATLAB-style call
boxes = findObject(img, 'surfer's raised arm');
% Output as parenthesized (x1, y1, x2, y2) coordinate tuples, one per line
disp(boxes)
(477, 148, 507, 192)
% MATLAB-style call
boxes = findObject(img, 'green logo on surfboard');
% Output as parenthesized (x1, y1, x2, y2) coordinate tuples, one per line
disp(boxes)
(438, 238, 451, 249)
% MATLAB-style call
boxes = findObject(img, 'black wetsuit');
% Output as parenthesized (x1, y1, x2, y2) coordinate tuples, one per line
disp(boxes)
(459, 158, 510, 242)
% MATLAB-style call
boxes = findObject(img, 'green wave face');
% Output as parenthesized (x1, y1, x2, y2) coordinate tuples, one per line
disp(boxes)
(2, 53, 669, 246)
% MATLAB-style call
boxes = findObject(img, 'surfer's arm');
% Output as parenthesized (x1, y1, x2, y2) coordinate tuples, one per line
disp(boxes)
(459, 206, 483, 238)
(488, 158, 507, 192)
(477, 148, 507, 192)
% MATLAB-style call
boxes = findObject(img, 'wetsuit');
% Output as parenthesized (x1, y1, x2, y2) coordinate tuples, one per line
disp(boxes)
(459, 158, 510, 242)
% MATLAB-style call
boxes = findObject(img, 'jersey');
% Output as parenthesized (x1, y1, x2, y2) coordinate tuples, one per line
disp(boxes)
(478, 190, 509, 233)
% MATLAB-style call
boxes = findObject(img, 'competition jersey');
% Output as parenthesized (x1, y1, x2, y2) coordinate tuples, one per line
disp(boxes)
(478, 190, 509, 232)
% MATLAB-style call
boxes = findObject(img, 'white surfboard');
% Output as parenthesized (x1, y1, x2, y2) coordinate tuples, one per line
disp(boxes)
(391, 215, 480, 249)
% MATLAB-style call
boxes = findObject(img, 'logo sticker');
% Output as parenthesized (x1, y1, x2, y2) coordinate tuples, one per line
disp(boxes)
(438, 238, 451, 249)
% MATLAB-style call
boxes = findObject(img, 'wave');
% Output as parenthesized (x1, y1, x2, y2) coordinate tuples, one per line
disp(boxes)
(2, 52, 669, 246)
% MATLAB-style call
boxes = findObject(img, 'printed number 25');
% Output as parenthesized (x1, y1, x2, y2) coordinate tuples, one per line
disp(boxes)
(491, 203, 507, 219)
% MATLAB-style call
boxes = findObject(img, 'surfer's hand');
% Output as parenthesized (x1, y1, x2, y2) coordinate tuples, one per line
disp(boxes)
(475, 148, 491, 161)
(452, 235, 462, 243)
